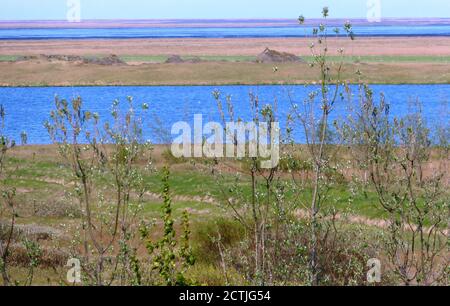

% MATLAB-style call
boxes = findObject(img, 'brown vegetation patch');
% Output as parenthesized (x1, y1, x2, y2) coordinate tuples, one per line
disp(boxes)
(7, 243, 69, 268)
(33, 198, 81, 218)
(0, 221, 64, 241)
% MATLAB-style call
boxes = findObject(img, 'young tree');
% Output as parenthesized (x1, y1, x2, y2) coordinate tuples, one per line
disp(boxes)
(0, 105, 16, 286)
(291, 7, 354, 285)
(341, 85, 449, 285)
(45, 96, 152, 285)
(0, 106, 41, 286)
(140, 166, 195, 286)
(212, 90, 283, 285)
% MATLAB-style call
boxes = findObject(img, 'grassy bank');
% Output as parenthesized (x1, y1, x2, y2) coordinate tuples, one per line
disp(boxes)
(4, 144, 448, 225)
(1, 144, 447, 285)
(1, 60, 449, 86)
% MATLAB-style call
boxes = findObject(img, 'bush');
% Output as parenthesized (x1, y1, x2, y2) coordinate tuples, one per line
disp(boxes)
(192, 218, 246, 265)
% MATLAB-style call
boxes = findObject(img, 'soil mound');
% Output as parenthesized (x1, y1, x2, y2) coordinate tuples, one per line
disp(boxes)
(187, 56, 202, 63)
(256, 48, 304, 63)
(46, 54, 84, 62)
(165, 55, 184, 63)
(165, 55, 202, 63)
(84, 54, 125, 65)
(15, 54, 126, 66)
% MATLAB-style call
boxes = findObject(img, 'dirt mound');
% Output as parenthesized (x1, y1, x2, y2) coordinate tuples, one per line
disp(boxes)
(165, 55, 184, 63)
(84, 54, 125, 65)
(16, 54, 84, 63)
(187, 56, 202, 63)
(256, 48, 304, 63)
(165, 55, 203, 64)
(15, 54, 126, 66)
(46, 54, 84, 62)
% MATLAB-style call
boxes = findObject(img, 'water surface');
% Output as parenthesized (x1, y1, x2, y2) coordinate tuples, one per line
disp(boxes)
(0, 85, 448, 144)
(1, 25, 450, 40)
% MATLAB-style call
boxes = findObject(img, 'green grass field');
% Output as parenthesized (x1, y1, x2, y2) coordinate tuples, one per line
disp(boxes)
(1, 138, 447, 286)
(0, 147, 413, 225)
(0, 55, 18, 62)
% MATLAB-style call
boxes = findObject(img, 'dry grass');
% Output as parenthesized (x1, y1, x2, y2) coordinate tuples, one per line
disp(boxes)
(0, 60, 449, 86)
(1, 37, 449, 85)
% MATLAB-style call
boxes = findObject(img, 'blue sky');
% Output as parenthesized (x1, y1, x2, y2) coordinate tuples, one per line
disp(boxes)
(1, 0, 449, 20)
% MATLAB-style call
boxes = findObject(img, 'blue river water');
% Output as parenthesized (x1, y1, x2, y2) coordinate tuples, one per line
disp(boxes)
(0, 85, 448, 144)
(1, 25, 450, 40)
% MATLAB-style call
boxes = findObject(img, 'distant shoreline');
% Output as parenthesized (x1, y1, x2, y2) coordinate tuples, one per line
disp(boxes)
(1, 18, 450, 29)
(1, 36, 449, 86)
(1, 19, 450, 41)
(1, 82, 449, 88)
(3, 35, 450, 41)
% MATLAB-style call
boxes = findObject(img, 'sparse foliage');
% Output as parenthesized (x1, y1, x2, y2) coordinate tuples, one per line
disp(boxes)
(45, 96, 153, 285)
(140, 167, 195, 286)
(340, 88, 449, 285)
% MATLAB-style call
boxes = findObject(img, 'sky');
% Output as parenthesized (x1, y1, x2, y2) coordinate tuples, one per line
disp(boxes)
(0, 0, 449, 20)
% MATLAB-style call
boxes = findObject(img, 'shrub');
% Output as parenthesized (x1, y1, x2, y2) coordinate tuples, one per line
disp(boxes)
(192, 217, 246, 265)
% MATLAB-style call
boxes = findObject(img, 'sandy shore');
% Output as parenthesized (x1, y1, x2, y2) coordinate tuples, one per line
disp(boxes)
(1, 37, 450, 57)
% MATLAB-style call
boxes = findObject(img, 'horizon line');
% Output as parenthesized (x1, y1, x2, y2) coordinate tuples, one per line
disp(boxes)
(1, 17, 450, 22)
